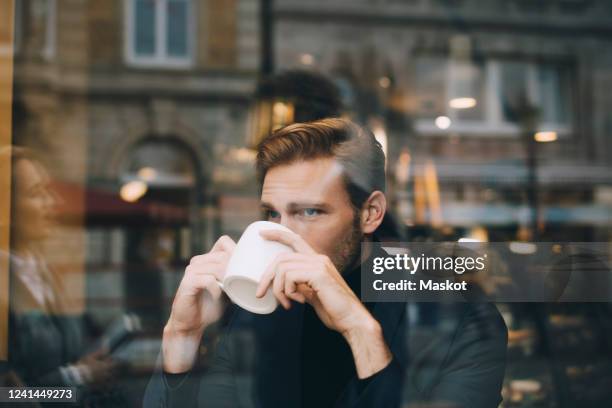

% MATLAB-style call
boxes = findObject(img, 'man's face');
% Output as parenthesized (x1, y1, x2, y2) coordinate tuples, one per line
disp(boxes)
(260, 157, 362, 272)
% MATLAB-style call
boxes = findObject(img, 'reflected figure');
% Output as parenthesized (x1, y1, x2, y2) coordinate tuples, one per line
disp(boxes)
(0, 147, 119, 403)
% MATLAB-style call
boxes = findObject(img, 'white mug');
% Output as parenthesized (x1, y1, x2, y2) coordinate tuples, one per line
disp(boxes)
(220, 221, 294, 314)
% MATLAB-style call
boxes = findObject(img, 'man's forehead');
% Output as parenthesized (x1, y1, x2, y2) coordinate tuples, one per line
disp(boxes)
(260, 158, 347, 205)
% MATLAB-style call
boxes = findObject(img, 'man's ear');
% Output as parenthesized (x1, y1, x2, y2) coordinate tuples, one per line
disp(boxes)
(360, 191, 386, 234)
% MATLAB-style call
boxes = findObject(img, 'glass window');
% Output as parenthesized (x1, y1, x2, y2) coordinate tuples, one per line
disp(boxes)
(134, 0, 156, 57)
(415, 56, 447, 119)
(416, 57, 572, 132)
(166, 0, 188, 58)
(499, 61, 572, 126)
(499, 61, 530, 123)
(450, 59, 486, 122)
(9, 0, 55, 58)
(126, 0, 193, 67)
(537, 63, 572, 125)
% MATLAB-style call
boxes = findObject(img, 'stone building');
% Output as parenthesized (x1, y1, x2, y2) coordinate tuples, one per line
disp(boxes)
(12, 0, 262, 323)
(272, 0, 612, 240)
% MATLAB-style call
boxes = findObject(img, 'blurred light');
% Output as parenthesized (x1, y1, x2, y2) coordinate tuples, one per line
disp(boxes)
(509, 242, 538, 255)
(137, 167, 157, 181)
(424, 160, 442, 228)
(247, 99, 294, 147)
(460, 226, 489, 243)
(534, 131, 557, 143)
(231, 147, 256, 163)
(435, 116, 451, 129)
(371, 120, 388, 158)
(378, 76, 391, 88)
(120, 180, 147, 202)
(449, 97, 477, 109)
(394, 149, 411, 184)
(300, 53, 314, 66)
(273, 101, 289, 117)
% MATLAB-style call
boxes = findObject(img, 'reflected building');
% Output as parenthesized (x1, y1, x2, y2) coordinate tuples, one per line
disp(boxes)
(272, 0, 612, 241)
(12, 0, 262, 325)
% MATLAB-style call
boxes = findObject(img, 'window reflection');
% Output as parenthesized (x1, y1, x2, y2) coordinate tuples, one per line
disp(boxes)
(2, 0, 612, 406)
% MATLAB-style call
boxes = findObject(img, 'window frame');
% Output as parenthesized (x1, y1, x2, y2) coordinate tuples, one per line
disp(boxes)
(9, 0, 56, 59)
(124, 0, 195, 69)
(41, 0, 56, 60)
(415, 58, 573, 137)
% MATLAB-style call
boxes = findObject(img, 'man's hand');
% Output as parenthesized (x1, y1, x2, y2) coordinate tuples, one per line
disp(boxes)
(256, 229, 392, 378)
(162, 235, 236, 373)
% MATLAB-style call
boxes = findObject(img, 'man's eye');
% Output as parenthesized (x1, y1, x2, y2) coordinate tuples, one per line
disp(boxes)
(266, 210, 281, 219)
(301, 208, 321, 217)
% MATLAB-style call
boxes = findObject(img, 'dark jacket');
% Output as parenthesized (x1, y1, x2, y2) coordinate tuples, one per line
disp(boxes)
(144, 250, 507, 408)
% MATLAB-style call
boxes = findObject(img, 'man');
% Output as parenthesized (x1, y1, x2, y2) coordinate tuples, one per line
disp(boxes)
(144, 118, 507, 407)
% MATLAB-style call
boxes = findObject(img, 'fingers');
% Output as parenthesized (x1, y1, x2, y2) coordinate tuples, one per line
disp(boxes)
(255, 254, 282, 298)
(255, 253, 309, 298)
(182, 273, 223, 300)
(285, 277, 306, 304)
(259, 229, 315, 254)
(211, 235, 236, 253)
(187, 251, 229, 281)
(257, 257, 314, 308)
(272, 265, 291, 309)
(198, 275, 223, 299)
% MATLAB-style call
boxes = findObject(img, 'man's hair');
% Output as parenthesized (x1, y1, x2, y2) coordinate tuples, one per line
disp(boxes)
(255, 118, 386, 211)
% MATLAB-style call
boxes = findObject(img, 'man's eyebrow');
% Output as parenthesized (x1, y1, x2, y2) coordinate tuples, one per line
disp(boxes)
(287, 202, 332, 210)
(259, 201, 332, 210)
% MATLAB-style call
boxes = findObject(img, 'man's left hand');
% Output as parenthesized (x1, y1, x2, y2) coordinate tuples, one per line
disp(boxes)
(256, 229, 392, 378)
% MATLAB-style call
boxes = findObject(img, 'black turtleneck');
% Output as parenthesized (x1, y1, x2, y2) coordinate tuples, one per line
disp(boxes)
(300, 257, 375, 407)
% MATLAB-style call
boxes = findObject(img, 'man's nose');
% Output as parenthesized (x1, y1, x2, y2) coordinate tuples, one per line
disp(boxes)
(279, 217, 296, 232)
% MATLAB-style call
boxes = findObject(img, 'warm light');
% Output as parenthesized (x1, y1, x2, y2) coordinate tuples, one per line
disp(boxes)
(138, 167, 157, 181)
(394, 149, 411, 184)
(378, 76, 391, 88)
(424, 160, 442, 228)
(273, 101, 289, 117)
(120, 180, 147, 202)
(449, 97, 477, 109)
(459, 226, 489, 243)
(534, 131, 557, 143)
(435, 116, 451, 129)
(509, 242, 538, 255)
(371, 121, 388, 158)
(231, 147, 256, 163)
(300, 53, 314, 66)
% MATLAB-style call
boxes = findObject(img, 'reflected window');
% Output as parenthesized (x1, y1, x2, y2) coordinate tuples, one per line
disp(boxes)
(125, 0, 193, 67)
(499, 61, 572, 127)
(415, 56, 573, 135)
(415, 56, 447, 119)
(11, 0, 55, 58)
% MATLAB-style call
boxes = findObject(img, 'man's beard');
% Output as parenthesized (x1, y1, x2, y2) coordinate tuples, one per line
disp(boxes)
(330, 211, 363, 274)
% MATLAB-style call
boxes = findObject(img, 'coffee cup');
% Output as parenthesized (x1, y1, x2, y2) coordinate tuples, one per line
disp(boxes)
(219, 221, 294, 314)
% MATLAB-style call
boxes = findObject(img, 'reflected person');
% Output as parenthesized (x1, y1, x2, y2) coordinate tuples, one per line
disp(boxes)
(144, 119, 507, 408)
(0, 147, 117, 400)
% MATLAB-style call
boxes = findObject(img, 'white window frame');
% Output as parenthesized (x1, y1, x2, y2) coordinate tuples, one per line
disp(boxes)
(9, 0, 56, 59)
(124, 0, 195, 69)
(416, 59, 572, 137)
(41, 0, 56, 60)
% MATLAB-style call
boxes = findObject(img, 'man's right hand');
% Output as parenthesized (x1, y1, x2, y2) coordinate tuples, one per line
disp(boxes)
(162, 235, 236, 373)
